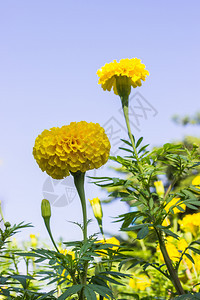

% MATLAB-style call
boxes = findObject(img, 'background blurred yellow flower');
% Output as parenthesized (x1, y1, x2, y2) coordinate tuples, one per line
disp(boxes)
(164, 197, 186, 214)
(178, 213, 200, 236)
(97, 58, 149, 97)
(96, 237, 120, 256)
(33, 121, 110, 179)
(30, 234, 38, 248)
(129, 274, 151, 291)
(154, 180, 165, 197)
(192, 175, 200, 191)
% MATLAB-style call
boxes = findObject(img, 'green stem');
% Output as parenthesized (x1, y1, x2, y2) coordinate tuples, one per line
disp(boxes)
(72, 171, 88, 300)
(43, 217, 59, 252)
(155, 228, 185, 295)
(0, 200, 5, 224)
(121, 98, 145, 179)
(72, 172, 87, 242)
(122, 100, 139, 161)
(164, 178, 177, 201)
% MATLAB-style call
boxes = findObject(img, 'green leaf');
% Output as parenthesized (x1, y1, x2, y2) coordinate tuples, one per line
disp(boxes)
(57, 285, 84, 299)
(188, 246, 200, 255)
(84, 286, 97, 300)
(184, 253, 194, 264)
(122, 224, 149, 231)
(185, 203, 198, 210)
(136, 137, 143, 148)
(97, 274, 124, 286)
(89, 284, 114, 299)
(121, 139, 132, 147)
(137, 226, 149, 240)
(149, 198, 154, 209)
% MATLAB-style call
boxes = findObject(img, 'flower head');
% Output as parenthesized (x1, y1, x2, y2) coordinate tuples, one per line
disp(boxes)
(33, 121, 110, 179)
(97, 58, 149, 98)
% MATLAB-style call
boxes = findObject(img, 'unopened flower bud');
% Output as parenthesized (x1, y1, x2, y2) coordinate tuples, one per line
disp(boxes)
(41, 199, 51, 219)
(154, 181, 165, 197)
(89, 197, 103, 221)
(4, 222, 11, 228)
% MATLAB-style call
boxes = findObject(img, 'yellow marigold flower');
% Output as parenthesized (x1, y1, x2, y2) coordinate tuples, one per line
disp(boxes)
(33, 121, 111, 179)
(97, 58, 149, 98)
(59, 249, 75, 278)
(129, 274, 151, 291)
(154, 180, 165, 197)
(178, 212, 200, 236)
(30, 234, 38, 248)
(60, 248, 75, 260)
(89, 197, 103, 220)
(165, 197, 186, 214)
(162, 217, 170, 227)
(192, 175, 200, 191)
(96, 237, 120, 256)
(158, 237, 193, 268)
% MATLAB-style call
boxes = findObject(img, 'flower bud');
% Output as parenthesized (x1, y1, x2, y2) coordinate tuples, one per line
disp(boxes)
(4, 222, 11, 228)
(154, 181, 165, 197)
(89, 197, 103, 221)
(41, 199, 51, 219)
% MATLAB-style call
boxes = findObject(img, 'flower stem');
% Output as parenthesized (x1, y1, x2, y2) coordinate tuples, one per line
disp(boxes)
(72, 171, 88, 300)
(155, 228, 185, 295)
(43, 217, 59, 252)
(121, 99, 139, 160)
(121, 97, 144, 177)
(0, 200, 5, 225)
(72, 171, 87, 242)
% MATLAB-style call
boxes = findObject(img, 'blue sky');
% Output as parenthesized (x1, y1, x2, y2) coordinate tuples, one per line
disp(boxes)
(0, 1, 200, 244)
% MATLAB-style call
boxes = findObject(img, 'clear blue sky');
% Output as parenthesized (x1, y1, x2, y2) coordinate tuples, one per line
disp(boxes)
(0, 1, 200, 243)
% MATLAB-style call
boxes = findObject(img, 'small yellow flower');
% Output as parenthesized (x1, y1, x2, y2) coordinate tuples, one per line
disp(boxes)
(96, 237, 120, 256)
(30, 234, 38, 248)
(33, 121, 111, 179)
(157, 237, 192, 268)
(97, 58, 149, 98)
(89, 197, 103, 220)
(165, 197, 186, 214)
(154, 180, 165, 197)
(162, 217, 170, 227)
(178, 212, 200, 236)
(192, 175, 200, 189)
(129, 274, 151, 291)
(59, 249, 75, 279)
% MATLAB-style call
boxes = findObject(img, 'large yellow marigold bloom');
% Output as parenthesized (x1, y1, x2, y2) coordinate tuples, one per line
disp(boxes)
(33, 121, 111, 179)
(97, 58, 149, 98)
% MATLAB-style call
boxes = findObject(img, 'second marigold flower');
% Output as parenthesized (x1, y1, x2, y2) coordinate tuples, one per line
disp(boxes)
(33, 121, 111, 179)
(97, 58, 149, 98)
